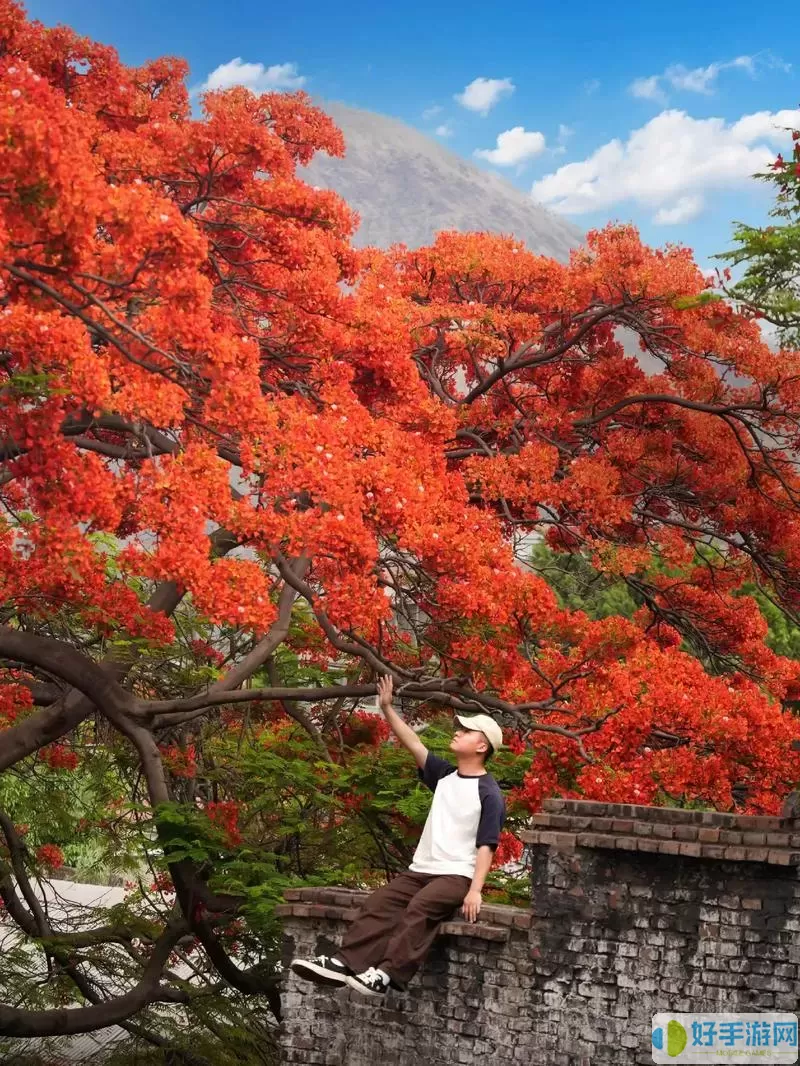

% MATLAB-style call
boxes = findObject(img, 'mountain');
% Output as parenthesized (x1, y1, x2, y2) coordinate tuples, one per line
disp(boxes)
(302, 101, 582, 261)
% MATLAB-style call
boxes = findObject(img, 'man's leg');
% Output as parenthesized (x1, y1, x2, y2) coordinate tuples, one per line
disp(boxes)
(376, 874, 472, 989)
(336, 871, 429, 976)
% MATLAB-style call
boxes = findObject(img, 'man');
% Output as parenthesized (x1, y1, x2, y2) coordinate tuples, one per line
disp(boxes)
(290, 675, 505, 998)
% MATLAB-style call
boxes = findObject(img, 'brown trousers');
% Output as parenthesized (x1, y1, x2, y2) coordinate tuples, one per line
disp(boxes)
(337, 871, 471, 987)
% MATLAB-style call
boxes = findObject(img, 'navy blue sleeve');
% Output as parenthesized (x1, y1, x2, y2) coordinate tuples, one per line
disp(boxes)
(476, 777, 506, 850)
(417, 751, 457, 792)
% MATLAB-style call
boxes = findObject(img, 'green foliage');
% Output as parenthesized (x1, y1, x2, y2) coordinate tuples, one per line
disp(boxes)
(529, 541, 638, 620)
(0, 741, 139, 877)
(738, 583, 800, 661)
(0, 370, 63, 400)
(717, 119, 800, 348)
(672, 291, 723, 310)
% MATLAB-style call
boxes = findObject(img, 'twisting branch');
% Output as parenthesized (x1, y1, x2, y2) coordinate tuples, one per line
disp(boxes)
(0, 918, 189, 1038)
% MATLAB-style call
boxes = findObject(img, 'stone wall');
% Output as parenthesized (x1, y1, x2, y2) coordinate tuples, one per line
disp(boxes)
(277, 799, 800, 1065)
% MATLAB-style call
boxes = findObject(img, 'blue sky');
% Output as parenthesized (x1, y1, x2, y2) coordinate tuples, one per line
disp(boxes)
(26, 0, 800, 266)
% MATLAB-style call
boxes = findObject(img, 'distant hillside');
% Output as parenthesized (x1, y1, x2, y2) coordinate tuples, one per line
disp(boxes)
(302, 101, 582, 261)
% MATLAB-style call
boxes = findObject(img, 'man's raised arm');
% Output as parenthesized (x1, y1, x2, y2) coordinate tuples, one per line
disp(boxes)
(377, 675, 428, 769)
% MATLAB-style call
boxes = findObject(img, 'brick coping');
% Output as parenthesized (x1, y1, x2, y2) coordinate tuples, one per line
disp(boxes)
(542, 797, 796, 830)
(521, 799, 800, 866)
(276, 886, 530, 941)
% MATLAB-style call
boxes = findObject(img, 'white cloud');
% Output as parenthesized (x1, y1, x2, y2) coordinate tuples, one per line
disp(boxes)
(630, 75, 666, 102)
(552, 124, 575, 155)
(455, 76, 515, 116)
(653, 194, 704, 225)
(423, 105, 443, 120)
(198, 57, 306, 94)
(475, 126, 546, 165)
(584, 79, 601, 96)
(435, 122, 454, 138)
(630, 54, 758, 102)
(531, 107, 800, 223)
(667, 55, 753, 93)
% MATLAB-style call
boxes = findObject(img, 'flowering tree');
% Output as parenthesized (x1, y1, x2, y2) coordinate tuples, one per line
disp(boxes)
(4, 0, 800, 1048)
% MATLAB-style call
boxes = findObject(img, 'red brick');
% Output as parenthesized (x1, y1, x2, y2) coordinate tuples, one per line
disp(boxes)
(747, 816, 783, 832)
(538, 831, 578, 849)
(720, 830, 744, 845)
(657, 840, 682, 855)
(674, 825, 699, 842)
(701, 811, 730, 827)
(741, 898, 762, 910)
(440, 921, 509, 942)
(767, 833, 791, 847)
(282, 888, 304, 901)
(699, 844, 727, 860)
(678, 841, 702, 857)
(614, 836, 639, 851)
(531, 812, 556, 827)
(307, 904, 332, 918)
(636, 838, 660, 853)
(590, 817, 614, 832)
(653, 825, 675, 840)
(512, 913, 532, 929)
(287, 903, 315, 918)
(723, 846, 747, 861)
(541, 813, 593, 830)
(698, 828, 721, 843)
(741, 831, 766, 846)
(576, 832, 617, 849)
(767, 850, 792, 866)
(611, 819, 635, 833)
(742, 847, 770, 862)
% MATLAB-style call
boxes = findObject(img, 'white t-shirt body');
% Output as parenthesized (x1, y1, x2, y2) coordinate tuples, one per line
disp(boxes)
(409, 752, 506, 879)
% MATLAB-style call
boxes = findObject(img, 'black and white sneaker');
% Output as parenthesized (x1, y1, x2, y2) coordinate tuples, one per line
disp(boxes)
(290, 954, 353, 986)
(345, 966, 391, 998)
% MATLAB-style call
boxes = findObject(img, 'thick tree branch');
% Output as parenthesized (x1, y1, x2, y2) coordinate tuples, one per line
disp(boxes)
(0, 919, 188, 1038)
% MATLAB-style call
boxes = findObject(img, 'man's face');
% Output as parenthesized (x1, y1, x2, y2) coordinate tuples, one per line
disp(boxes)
(449, 726, 488, 759)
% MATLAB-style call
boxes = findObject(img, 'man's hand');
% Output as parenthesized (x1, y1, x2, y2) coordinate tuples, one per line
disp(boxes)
(377, 674, 393, 714)
(461, 889, 482, 923)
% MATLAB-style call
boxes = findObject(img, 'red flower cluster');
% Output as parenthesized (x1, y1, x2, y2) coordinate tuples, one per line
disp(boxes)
(0, 680, 33, 726)
(35, 844, 65, 871)
(493, 831, 524, 868)
(159, 743, 198, 779)
(340, 712, 391, 749)
(206, 800, 242, 847)
(189, 638, 225, 667)
(149, 870, 175, 895)
(40, 744, 79, 771)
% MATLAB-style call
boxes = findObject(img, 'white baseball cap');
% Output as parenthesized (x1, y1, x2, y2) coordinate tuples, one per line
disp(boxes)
(454, 713, 504, 752)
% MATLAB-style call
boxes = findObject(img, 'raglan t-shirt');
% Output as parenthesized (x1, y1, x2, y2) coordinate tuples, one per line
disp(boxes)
(409, 752, 506, 879)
